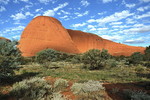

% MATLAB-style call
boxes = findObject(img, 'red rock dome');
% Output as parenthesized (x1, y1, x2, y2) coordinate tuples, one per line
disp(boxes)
(18, 16, 80, 57)
(18, 16, 145, 57)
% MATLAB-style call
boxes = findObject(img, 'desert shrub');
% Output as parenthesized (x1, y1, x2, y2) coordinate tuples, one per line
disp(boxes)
(81, 49, 110, 70)
(123, 89, 150, 100)
(144, 45, 150, 61)
(135, 64, 146, 72)
(71, 54, 83, 64)
(0, 40, 22, 83)
(129, 52, 144, 65)
(77, 92, 106, 100)
(101, 49, 111, 59)
(52, 92, 66, 100)
(144, 62, 150, 68)
(41, 61, 75, 69)
(35, 49, 73, 63)
(106, 59, 119, 68)
(54, 78, 68, 92)
(71, 80, 105, 94)
(35, 49, 60, 63)
(10, 77, 53, 100)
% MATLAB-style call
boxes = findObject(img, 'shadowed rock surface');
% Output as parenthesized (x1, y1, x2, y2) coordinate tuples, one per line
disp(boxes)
(18, 16, 145, 57)
(67, 29, 145, 56)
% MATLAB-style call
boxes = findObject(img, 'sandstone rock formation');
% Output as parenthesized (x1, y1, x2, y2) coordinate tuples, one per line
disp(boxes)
(18, 16, 145, 57)
(18, 16, 80, 57)
(0, 37, 10, 41)
(67, 29, 145, 56)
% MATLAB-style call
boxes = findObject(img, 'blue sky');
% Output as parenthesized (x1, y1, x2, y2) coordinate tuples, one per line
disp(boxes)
(0, 0, 150, 47)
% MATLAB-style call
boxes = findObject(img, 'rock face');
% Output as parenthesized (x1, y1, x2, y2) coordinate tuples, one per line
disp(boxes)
(0, 37, 10, 41)
(67, 29, 145, 56)
(19, 16, 145, 57)
(18, 16, 80, 57)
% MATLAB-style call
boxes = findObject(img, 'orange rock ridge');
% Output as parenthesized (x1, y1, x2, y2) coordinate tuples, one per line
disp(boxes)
(0, 37, 10, 41)
(18, 16, 145, 57)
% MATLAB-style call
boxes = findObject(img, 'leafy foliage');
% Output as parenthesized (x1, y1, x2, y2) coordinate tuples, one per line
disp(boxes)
(123, 89, 150, 100)
(10, 77, 53, 100)
(81, 49, 110, 70)
(71, 80, 105, 94)
(0, 40, 22, 82)
(54, 78, 68, 92)
(144, 46, 150, 61)
(35, 49, 73, 63)
(129, 52, 144, 64)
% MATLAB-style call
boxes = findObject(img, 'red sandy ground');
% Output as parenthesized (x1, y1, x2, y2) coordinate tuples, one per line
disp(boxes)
(18, 16, 145, 57)
(1, 76, 149, 100)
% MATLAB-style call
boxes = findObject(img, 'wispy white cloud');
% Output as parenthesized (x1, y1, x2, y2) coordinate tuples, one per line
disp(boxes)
(43, 10, 55, 16)
(137, 6, 150, 12)
(60, 15, 68, 19)
(0, 0, 9, 4)
(38, 0, 57, 4)
(140, 0, 150, 2)
(126, 18, 137, 24)
(38, 0, 51, 4)
(110, 22, 122, 25)
(11, 13, 26, 20)
(101, 35, 123, 41)
(0, 6, 6, 12)
(80, 0, 90, 7)
(123, 38, 145, 44)
(2, 26, 25, 34)
(135, 12, 150, 19)
(87, 10, 133, 24)
(13, 0, 30, 3)
(12, 35, 20, 39)
(75, 11, 89, 17)
(11, 12, 33, 20)
(35, 8, 43, 12)
(101, 0, 112, 3)
(53, 2, 68, 11)
(60, 10, 70, 15)
(125, 4, 136, 8)
(43, 2, 68, 16)
(128, 25, 150, 33)
(98, 11, 107, 15)
(72, 23, 86, 28)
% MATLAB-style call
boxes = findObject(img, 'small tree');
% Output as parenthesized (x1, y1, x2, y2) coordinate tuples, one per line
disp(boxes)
(36, 49, 60, 63)
(35, 49, 72, 63)
(81, 49, 110, 70)
(0, 40, 22, 82)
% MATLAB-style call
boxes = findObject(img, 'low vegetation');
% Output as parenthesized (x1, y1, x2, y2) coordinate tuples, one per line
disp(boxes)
(0, 39, 150, 99)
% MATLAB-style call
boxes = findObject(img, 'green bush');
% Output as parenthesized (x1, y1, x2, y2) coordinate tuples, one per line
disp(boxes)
(123, 89, 150, 100)
(35, 49, 73, 63)
(10, 77, 53, 100)
(106, 59, 119, 68)
(144, 45, 150, 61)
(35, 49, 60, 63)
(71, 80, 105, 94)
(0, 40, 22, 82)
(135, 64, 146, 72)
(129, 52, 144, 65)
(81, 49, 110, 70)
(71, 54, 82, 64)
(54, 78, 68, 92)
